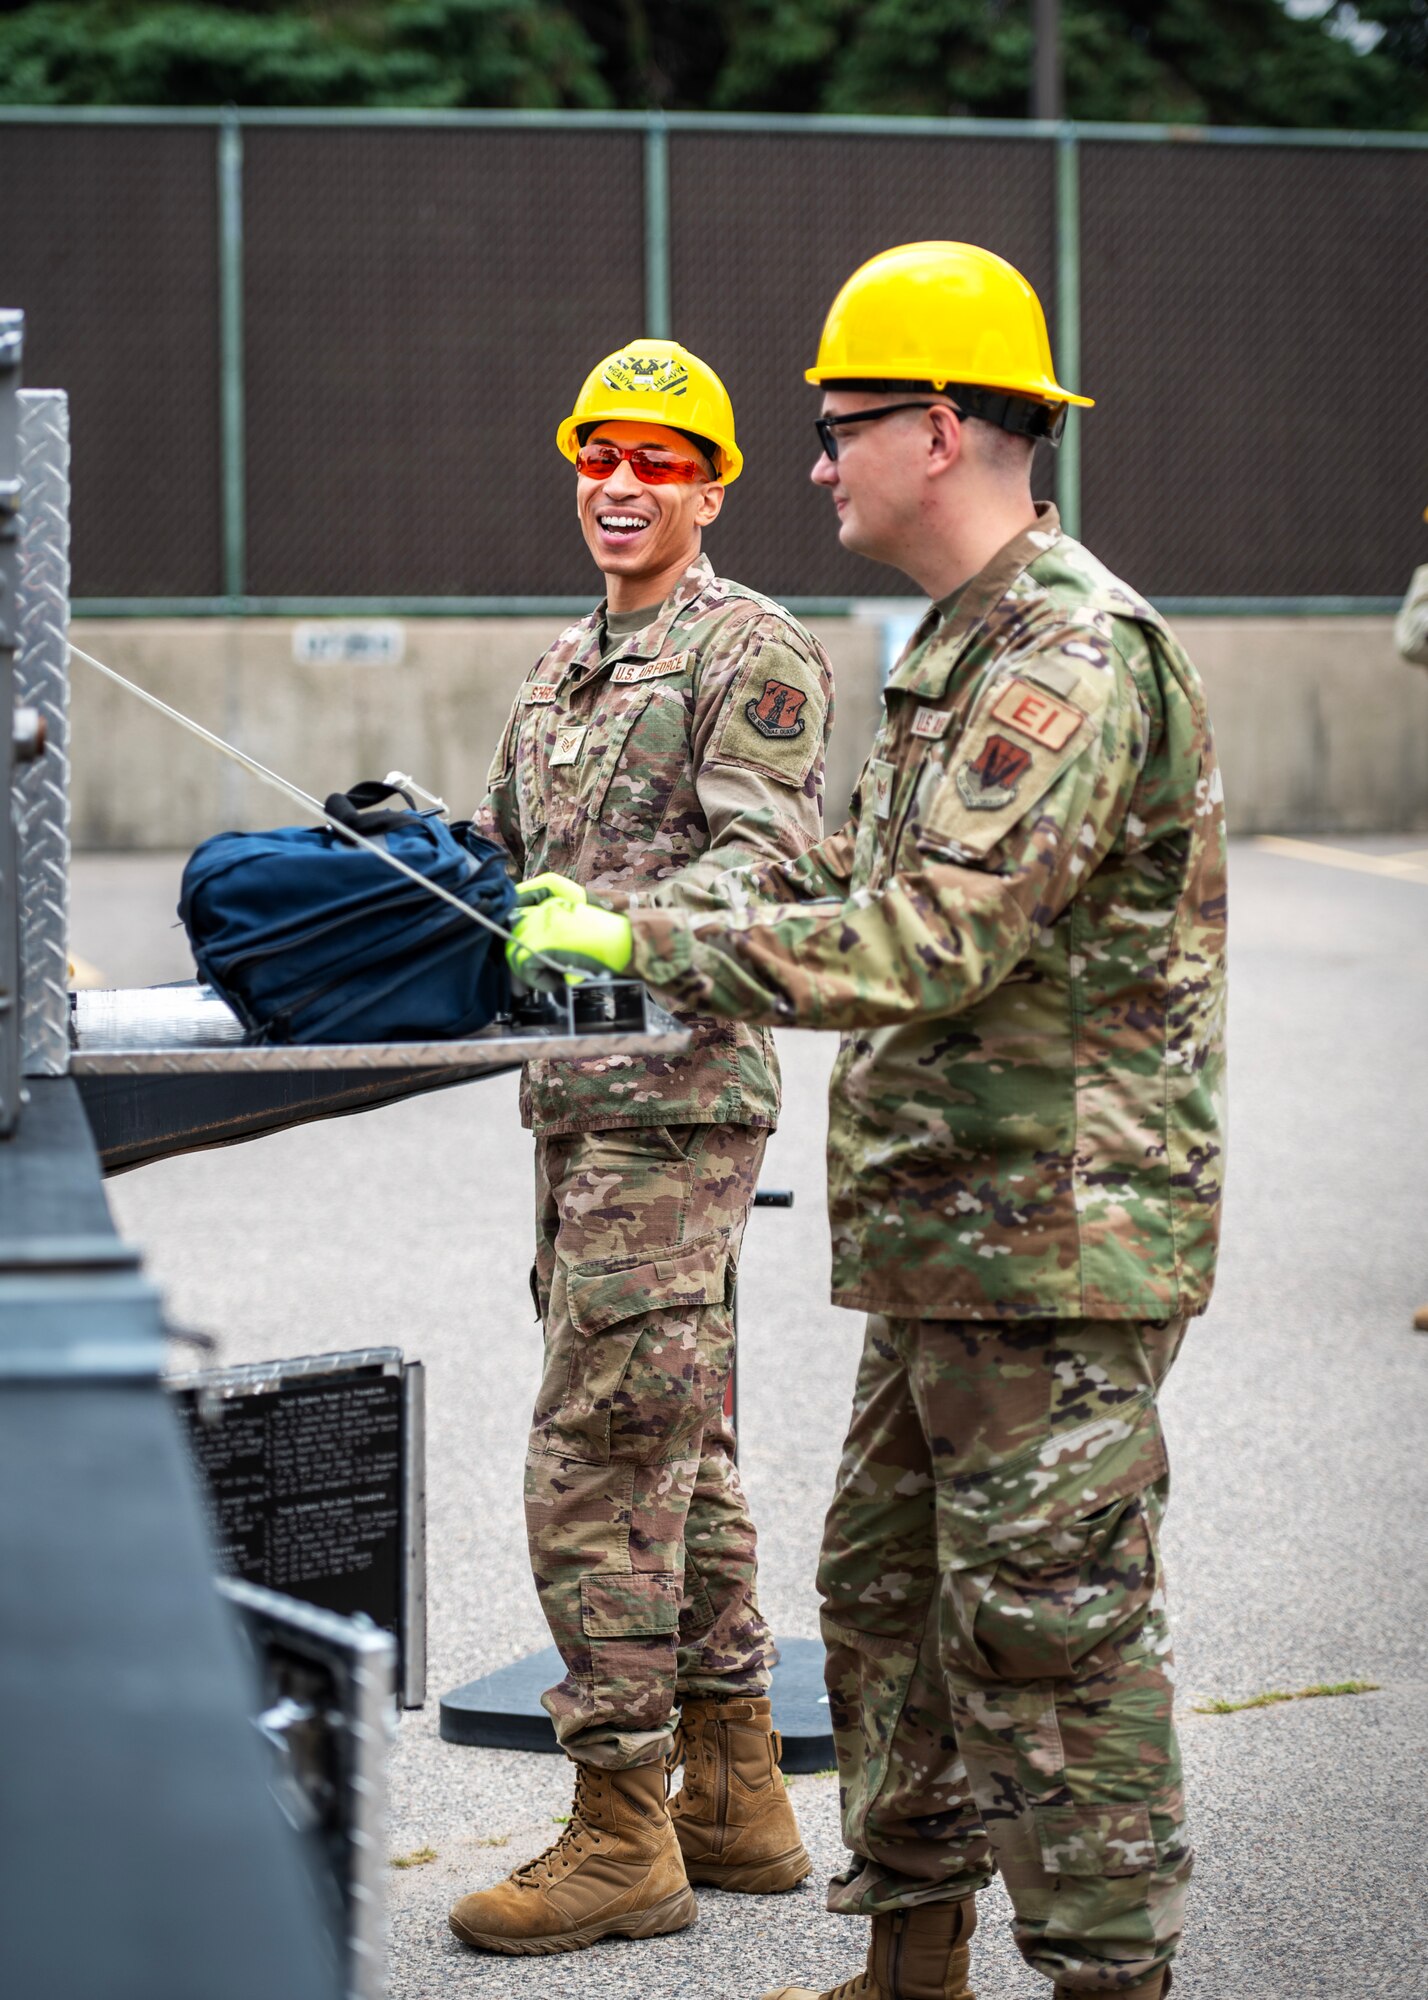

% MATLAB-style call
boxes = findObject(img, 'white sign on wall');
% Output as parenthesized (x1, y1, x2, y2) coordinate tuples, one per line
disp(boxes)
(292, 620, 406, 666)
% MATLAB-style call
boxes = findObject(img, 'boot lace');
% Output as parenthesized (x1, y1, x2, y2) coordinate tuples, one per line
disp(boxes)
(510, 1767, 601, 1886)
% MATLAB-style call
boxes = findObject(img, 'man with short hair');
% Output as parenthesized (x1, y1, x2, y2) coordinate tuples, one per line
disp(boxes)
(449, 339, 829, 1957)
(511, 247, 1228, 2000)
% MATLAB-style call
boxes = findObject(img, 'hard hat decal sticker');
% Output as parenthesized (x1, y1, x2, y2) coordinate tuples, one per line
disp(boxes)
(745, 679, 808, 740)
(956, 734, 1033, 811)
(601, 352, 690, 397)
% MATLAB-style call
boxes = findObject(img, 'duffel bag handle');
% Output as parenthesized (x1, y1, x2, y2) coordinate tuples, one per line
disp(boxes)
(323, 779, 419, 836)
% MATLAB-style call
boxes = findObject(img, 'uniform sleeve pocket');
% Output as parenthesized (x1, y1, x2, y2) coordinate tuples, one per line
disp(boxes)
(1034, 1802, 1156, 1877)
(564, 1234, 728, 1336)
(580, 1570, 681, 1638)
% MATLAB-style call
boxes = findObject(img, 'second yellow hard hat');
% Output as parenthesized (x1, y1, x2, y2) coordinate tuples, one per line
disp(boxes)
(556, 338, 743, 483)
(807, 242, 1092, 441)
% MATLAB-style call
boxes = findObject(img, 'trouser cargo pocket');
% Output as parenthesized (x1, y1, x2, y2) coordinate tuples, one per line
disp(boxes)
(541, 1233, 730, 1463)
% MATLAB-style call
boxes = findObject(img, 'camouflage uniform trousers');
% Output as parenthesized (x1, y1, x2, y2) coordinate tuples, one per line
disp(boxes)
(819, 1312, 1192, 1992)
(525, 1121, 775, 1769)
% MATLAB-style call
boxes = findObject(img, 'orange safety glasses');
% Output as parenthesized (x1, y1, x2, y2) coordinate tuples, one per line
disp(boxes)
(575, 441, 710, 486)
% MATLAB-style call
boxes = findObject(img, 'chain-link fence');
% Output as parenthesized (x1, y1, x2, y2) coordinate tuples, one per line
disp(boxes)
(3, 110, 1424, 610)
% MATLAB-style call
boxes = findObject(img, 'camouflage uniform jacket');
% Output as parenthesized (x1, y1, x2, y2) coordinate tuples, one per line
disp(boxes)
(630, 507, 1227, 1321)
(475, 553, 833, 1136)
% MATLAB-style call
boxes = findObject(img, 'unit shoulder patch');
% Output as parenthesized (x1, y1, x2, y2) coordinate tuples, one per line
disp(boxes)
(955, 734, 1032, 811)
(919, 678, 1100, 860)
(708, 638, 826, 788)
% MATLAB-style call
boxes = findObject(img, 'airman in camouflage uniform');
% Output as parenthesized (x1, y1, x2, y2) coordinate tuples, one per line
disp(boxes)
(450, 341, 827, 1957)
(630, 513, 1225, 1994)
(512, 251, 1227, 1995)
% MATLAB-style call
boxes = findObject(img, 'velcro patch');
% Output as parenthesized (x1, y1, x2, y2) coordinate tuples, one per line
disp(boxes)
(550, 722, 587, 767)
(955, 734, 1032, 811)
(523, 681, 560, 704)
(610, 650, 691, 685)
(911, 706, 952, 740)
(709, 641, 825, 789)
(990, 678, 1086, 751)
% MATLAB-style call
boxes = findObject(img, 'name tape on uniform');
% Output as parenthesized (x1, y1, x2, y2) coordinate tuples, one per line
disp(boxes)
(990, 679, 1085, 751)
(610, 650, 691, 685)
(523, 681, 560, 704)
(910, 706, 952, 740)
(550, 723, 588, 766)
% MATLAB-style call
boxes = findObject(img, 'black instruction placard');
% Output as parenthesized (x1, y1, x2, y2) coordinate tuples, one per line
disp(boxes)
(172, 1364, 404, 1635)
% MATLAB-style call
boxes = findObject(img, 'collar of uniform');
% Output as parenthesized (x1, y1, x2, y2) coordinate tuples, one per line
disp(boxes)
(886, 501, 1062, 701)
(598, 551, 718, 664)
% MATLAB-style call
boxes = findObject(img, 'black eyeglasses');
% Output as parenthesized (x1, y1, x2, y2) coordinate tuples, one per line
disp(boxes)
(814, 401, 958, 462)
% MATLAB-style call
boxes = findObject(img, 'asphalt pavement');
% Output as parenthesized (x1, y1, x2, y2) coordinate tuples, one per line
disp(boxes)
(81, 835, 1428, 2000)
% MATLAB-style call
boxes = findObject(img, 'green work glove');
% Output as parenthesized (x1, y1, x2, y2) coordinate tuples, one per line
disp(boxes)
(507, 896, 633, 992)
(515, 870, 586, 909)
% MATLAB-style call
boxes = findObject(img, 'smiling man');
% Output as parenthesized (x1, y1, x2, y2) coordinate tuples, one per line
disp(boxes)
(449, 339, 831, 1957)
(510, 248, 1227, 2000)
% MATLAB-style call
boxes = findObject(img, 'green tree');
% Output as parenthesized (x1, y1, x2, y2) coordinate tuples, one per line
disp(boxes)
(0, 0, 1423, 126)
(0, 0, 612, 108)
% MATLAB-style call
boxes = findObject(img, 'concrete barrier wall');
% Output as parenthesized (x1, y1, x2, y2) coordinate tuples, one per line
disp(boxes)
(68, 614, 1428, 850)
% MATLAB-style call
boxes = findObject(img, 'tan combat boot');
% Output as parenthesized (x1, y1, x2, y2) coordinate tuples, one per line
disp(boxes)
(763, 1897, 977, 1999)
(448, 1758, 697, 1955)
(1056, 1975, 1171, 2000)
(670, 1694, 812, 1893)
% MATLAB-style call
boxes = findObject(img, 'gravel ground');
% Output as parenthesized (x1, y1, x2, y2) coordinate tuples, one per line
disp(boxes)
(87, 836, 1428, 2000)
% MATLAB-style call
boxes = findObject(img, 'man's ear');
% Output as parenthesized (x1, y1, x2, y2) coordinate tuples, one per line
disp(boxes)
(926, 405, 962, 477)
(695, 482, 726, 527)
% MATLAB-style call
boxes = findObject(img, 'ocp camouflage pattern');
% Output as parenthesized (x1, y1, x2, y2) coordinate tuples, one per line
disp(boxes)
(524, 1121, 774, 1768)
(474, 552, 834, 1137)
(631, 507, 1228, 1321)
(818, 1309, 1191, 1988)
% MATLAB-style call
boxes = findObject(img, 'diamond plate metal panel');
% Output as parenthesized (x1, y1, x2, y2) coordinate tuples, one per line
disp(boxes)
(17, 391, 71, 1077)
(0, 311, 22, 1137)
(69, 981, 690, 1075)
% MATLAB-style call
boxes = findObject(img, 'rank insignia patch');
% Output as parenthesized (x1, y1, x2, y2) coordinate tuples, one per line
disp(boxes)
(955, 733, 1032, 811)
(745, 678, 808, 740)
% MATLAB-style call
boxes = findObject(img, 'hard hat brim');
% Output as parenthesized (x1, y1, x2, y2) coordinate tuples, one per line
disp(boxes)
(804, 364, 1093, 410)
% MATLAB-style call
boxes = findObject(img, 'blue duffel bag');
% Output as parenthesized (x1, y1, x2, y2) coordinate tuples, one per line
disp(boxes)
(179, 780, 518, 1044)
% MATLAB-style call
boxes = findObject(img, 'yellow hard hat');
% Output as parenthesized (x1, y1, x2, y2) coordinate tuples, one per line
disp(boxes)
(806, 242, 1092, 445)
(556, 338, 742, 483)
